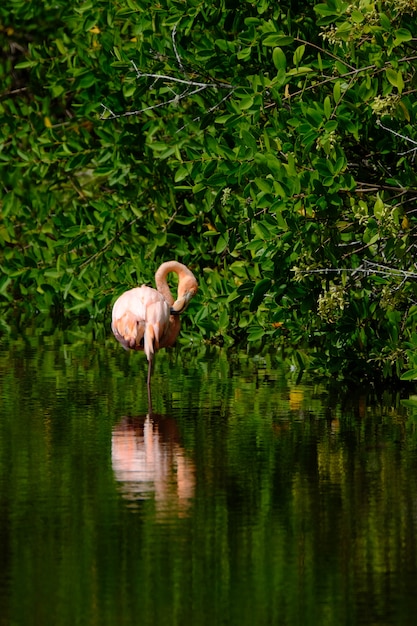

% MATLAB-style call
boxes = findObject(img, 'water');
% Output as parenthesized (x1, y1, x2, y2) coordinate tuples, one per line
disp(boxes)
(1, 326, 417, 625)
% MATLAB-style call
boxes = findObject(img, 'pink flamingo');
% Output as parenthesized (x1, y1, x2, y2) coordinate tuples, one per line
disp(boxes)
(111, 261, 198, 389)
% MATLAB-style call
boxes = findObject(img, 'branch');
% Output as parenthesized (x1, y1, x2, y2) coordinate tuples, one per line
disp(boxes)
(295, 37, 356, 71)
(101, 84, 208, 119)
(176, 89, 234, 133)
(100, 45, 235, 120)
(293, 261, 417, 280)
(130, 60, 232, 89)
(377, 120, 417, 155)
(172, 23, 184, 72)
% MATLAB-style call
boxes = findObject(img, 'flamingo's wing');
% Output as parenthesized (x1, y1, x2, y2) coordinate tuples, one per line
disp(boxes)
(111, 286, 170, 360)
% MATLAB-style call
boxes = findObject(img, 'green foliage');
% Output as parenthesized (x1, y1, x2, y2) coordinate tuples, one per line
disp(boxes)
(1, 0, 417, 380)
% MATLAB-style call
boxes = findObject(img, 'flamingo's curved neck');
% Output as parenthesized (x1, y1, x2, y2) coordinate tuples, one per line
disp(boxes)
(155, 260, 197, 309)
(154, 261, 180, 305)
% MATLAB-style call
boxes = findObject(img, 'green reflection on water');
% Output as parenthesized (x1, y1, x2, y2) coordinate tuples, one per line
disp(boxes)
(1, 328, 417, 626)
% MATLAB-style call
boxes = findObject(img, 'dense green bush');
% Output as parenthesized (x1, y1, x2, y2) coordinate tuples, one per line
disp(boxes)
(1, 0, 417, 380)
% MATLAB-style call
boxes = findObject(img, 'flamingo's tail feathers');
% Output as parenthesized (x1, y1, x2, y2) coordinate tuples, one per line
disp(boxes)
(144, 322, 165, 362)
(112, 312, 145, 350)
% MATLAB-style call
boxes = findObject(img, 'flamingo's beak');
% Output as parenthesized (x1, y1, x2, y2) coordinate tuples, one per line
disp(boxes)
(170, 289, 197, 314)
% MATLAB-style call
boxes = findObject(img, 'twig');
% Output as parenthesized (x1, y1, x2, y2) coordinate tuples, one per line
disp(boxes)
(176, 89, 234, 133)
(269, 63, 380, 106)
(364, 260, 417, 278)
(100, 103, 117, 118)
(295, 36, 356, 71)
(100, 25, 235, 121)
(130, 62, 232, 89)
(172, 24, 184, 72)
(101, 85, 208, 119)
(293, 262, 417, 280)
(377, 119, 417, 155)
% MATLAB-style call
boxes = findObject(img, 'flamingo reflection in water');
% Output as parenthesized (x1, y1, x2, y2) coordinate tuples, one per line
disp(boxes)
(112, 414, 195, 517)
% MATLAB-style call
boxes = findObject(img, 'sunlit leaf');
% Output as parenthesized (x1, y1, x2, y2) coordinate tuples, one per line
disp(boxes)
(262, 34, 294, 47)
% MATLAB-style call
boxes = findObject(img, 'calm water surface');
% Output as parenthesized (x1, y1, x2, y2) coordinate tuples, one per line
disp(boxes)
(1, 327, 417, 626)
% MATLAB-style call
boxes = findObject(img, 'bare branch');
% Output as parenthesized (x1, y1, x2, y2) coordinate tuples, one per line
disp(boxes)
(130, 62, 232, 89)
(176, 89, 234, 133)
(100, 103, 117, 119)
(101, 66, 234, 120)
(377, 119, 417, 155)
(100, 25, 235, 121)
(172, 24, 184, 71)
(101, 85, 208, 120)
(293, 261, 417, 280)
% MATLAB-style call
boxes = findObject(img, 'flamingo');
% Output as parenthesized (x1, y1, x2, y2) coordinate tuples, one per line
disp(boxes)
(111, 261, 198, 389)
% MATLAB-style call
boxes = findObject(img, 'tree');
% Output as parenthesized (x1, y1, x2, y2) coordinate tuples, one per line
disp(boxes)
(1, 0, 417, 380)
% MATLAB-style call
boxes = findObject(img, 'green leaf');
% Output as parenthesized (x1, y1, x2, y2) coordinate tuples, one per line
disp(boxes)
(350, 9, 364, 23)
(253, 222, 271, 239)
(314, 3, 341, 17)
(272, 47, 286, 71)
(247, 326, 267, 341)
(174, 166, 189, 182)
(293, 45, 305, 66)
(385, 68, 404, 92)
(238, 96, 255, 110)
(380, 13, 392, 31)
(287, 67, 313, 76)
(15, 60, 38, 69)
(333, 80, 341, 103)
(324, 96, 332, 120)
(400, 369, 417, 381)
(55, 38, 67, 55)
(255, 178, 273, 193)
(250, 278, 272, 311)
(2, 192, 16, 218)
(263, 34, 294, 47)
(237, 282, 255, 296)
(215, 233, 229, 254)
(174, 216, 195, 225)
(394, 28, 412, 46)
(373, 195, 384, 219)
